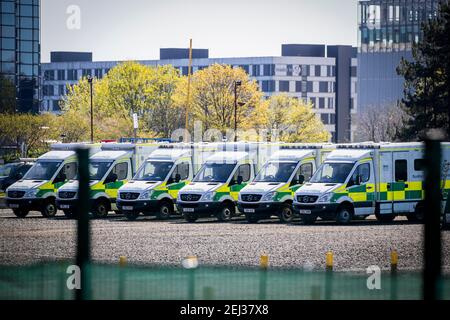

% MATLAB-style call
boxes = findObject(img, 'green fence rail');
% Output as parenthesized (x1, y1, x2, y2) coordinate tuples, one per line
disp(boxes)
(1, 262, 450, 300)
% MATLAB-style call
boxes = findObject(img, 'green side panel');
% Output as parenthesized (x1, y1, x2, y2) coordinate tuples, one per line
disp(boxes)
(379, 192, 388, 201)
(91, 189, 106, 197)
(53, 181, 66, 190)
(230, 183, 247, 193)
(406, 190, 422, 200)
(152, 190, 166, 199)
(214, 192, 229, 201)
(274, 192, 292, 202)
(36, 189, 54, 198)
(105, 181, 124, 190)
(391, 182, 406, 192)
(347, 185, 366, 193)
(290, 185, 302, 192)
(367, 193, 375, 201)
(331, 193, 347, 203)
(167, 181, 186, 190)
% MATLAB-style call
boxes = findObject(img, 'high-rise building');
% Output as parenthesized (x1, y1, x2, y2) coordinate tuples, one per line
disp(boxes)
(0, 0, 40, 113)
(357, 0, 440, 112)
(41, 44, 357, 142)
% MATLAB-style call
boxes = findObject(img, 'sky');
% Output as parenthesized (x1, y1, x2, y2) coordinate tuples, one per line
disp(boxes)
(41, 0, 359, 63)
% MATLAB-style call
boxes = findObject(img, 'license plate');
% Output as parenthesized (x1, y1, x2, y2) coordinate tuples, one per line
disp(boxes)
(60, 204, 71, 209)
(122, 206, 133, 211)
(244, 208, 255, 213)
(299, 209, 311, 214)
(183, 207, 195, 212)
(9, 204, 19, 208)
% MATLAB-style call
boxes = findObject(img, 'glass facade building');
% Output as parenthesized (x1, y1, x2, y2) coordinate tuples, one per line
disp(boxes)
(357, 0, 439, 112)
(0, 0, 40, 113)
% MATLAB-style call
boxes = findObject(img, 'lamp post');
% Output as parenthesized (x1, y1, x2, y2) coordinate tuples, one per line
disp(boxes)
(234, 81, 242, 142)
(87, 76, 94, 143)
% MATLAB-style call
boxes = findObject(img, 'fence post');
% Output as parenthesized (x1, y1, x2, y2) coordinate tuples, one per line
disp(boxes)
(183, 256, 198, 300)
(75, 147, 91, 301)
(390, 250, 398, 300)
(325, 251, 333, 300)
(423, 133, 443, 300)
(119, 256, 127, 300)
(258, 255, 268, 300)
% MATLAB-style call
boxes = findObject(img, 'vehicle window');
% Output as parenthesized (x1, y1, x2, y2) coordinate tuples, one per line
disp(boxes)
(310, 162, 354, 184)
(234, 164, 251, 182)
(134, 161, 173, 181)
(351, 163, 370, 184)
(17, 165, 32, 176)
(23, 161, 62, 180)
(89, 161, 113, 181)
(172, 162, 189, 181)
(61, 162, 77, 180)
(298, 163, 313, 182)
(414, 159, 425, 171)
(395, 159, 407, 182)
(111, 162, 128, 181)
(0, 163, 16, 177)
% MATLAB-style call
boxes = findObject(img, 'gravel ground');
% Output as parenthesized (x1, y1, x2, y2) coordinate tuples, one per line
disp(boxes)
(1, 208, 450, 272)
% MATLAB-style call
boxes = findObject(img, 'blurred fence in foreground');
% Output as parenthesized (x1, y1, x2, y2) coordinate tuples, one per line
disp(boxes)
(1, 263, 449, 300)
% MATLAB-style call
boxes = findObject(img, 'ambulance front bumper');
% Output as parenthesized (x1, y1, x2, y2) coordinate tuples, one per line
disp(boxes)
(116, 199, 160, 213)
(176, 201, 223, 216)
(293, 202, 339, 216)
(237, 201, 284, 216)
(7, 197, 45, 211)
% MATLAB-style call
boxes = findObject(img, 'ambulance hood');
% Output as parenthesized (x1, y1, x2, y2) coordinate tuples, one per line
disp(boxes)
(296, 182, 342, 195)
(240, 182, 284, 194)
(58, 180, 101, 191)
(7, 179, 47, 191)
(180, 182, 223, 193)
(118, 180, 163, 193)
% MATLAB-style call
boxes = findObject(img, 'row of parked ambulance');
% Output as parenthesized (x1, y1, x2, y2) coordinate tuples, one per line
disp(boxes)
(4, 141, 450, 225)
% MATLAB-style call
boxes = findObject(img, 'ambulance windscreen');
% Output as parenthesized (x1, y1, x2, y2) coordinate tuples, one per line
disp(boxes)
(255, 162, 297, 183)
(23, 161, 62, 181)
(134, 161, 174, 182)
(89, 161, 113, 181)
(310, 162, 354, 184)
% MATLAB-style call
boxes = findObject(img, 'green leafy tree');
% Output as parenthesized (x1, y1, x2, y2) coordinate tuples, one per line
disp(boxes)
(397, 1, 450, 139)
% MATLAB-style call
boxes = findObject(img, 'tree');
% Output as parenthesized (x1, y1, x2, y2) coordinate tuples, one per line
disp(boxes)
(60, 61, 182, 139)
(354, 104, 407, 142)
(258, 94, 330, 143)
(173, 64, 264, 136)
(397, 1, 450, 139)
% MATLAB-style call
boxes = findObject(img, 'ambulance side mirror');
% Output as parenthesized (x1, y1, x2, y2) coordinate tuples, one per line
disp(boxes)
(237, 175, 243, 185)
(298, 175, 305, 185)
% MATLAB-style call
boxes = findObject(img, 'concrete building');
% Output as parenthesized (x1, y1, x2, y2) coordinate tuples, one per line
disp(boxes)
(0, 0, 41, 113)
(357, 0, 440, 112)
(41, 44, 357, 142)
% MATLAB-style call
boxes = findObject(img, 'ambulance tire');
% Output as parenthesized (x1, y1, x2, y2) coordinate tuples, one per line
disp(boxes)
(300, 214, 317, 225)
(217, 203, 234, 222)
(13, 209, 29, 218)
(335, 205, 353, 224)
(375, 212, 395, 223)
(407, 203, 425, 223)
(184, 213, 198, 223)
(124, 210, 139, 221)
(41, 198, 57, 218)
(92, 199, 110, 218)
(245, 213, 259, 223)
(63, 210, 77, 219)
(157, 200, 173, 220)
(279, 203, 294, 223)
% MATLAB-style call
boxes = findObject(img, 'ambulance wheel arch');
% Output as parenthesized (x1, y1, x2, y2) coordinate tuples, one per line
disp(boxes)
(41, 195, 58, 218)
(92, 196, 111, 218)
(279, 200, 294, 223)
(217, 199, 235, 221)
(157, 197, 175, 219)
(335, 201, 354, 224)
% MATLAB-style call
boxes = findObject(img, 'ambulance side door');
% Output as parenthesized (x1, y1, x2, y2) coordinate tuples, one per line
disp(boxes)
(392, 152, 410, 213)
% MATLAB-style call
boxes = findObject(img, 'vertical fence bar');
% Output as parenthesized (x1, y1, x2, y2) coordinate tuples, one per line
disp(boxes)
(390, 250, 398, 300)
(423, 135, 443, 300)
(75, 147, 91, 300)
(258, 255, 268, 300)
(325, 251, 333, 300)
(119, 256, 127, 300)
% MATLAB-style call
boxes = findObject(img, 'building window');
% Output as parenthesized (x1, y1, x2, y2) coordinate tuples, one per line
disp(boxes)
(261, 80, 275, 92)
(295, 81, 302, 93)
(330, 114, 335, 125)
(321, 113, 329, 124)
(58, 85, 65, 96)
(252, 65, 260, 76)
(82, 69, 92, 77)
(67, 69, 78, 80)
(319, 82, 328, 93)
(351, 66, 357, 77)
(315, 65, 321, 77)
(52, 100, 60, 111)
(44, 70, 55, 81)
(328, 98, 334, 109)
(57, 70, 65, 81)
(306, 81, 313, 92)
(279, 81, 290, 92)
(318, 97, 325, 109)
(263, 64, 275, 76)
(94, 68, 103, 78)
(239, 65, 249, 74)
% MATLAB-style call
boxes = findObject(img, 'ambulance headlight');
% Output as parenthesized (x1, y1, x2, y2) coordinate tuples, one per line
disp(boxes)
(24, 189, 38, 198)
(139, 190, 153, 199)
(202, 192, 215, 201)
(317, 193, 333, 203)
(261, 191, 276, 201)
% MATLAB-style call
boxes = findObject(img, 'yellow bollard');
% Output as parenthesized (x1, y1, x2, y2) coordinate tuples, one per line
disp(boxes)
(391, 250, 398, 274)
(326, 251, 333, 271)
(260, 255, 269, 269)
(119, 256, 127, 267)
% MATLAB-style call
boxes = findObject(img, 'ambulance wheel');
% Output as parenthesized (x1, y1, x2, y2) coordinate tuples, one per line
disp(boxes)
(41, 198, 57, 218)
(92, 199, 110, 218)
(157, 200, 173, 220)
(375, 212, 395, 223)
(124, 210, 139, 221)
(279, 203, 294, 223)
(300, 214, 317, 225)
(245, 213, 259, 223)
(407, 204, 425, 223)
(184, 213, 198, 223)
(13, 209, 29, 218)
(63, 210, 77, 219)
(336, 205, 353, 224)
(217, 203, 234, 222)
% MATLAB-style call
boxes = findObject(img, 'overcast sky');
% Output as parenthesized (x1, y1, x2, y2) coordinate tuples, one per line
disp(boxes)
(41, 0, 358, 63)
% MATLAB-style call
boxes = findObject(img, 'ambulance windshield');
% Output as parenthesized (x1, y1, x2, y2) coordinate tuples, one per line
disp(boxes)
(89, 161, 113, 181)
(134, 161, 174, 181)
(310, 162, 354, 184)
(255, 162, 297, 183)
(23, 161, 62, 181)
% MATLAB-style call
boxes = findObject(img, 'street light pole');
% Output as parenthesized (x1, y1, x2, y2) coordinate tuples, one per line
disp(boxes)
(87, 76, 94, 143)
(234, 81, 241, 142)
